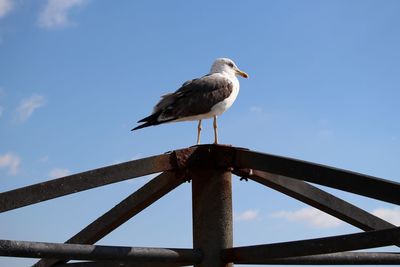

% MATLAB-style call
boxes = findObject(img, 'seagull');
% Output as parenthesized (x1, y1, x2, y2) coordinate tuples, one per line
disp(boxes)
(132, 58, 248, 144)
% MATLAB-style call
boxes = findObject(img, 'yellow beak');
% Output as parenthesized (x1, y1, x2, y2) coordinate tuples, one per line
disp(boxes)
(236, 69, 249, 78)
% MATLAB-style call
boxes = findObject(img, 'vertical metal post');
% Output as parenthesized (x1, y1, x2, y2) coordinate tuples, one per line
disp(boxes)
(192, 169, 233, 267)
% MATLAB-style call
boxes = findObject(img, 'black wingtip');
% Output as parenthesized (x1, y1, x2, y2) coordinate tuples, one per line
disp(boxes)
(131, 111, 176, 132)
(131, 122, 151, 131)
(132, 112, 162, 131)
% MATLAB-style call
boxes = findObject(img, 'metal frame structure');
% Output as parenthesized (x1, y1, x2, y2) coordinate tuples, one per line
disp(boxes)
(1, 144, 400, 266)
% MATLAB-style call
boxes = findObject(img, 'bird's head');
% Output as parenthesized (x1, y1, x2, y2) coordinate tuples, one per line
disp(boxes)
(210, 58, 249, 78)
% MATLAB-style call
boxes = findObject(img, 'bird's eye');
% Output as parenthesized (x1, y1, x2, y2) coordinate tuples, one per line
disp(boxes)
(228, 62, 234, 68)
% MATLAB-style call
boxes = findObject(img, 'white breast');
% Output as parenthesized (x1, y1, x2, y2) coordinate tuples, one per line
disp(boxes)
(210, 75, 240, 116)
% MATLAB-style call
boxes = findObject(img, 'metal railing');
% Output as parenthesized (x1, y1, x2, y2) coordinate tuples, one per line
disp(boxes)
(1, 144, 400, 266)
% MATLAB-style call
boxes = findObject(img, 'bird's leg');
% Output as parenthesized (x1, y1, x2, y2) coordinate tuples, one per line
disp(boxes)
(196, 120, 202, 145)
(213, 116, 218, 144)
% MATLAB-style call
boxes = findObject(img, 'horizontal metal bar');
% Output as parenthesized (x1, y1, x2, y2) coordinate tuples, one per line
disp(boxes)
(34, 171, 184, 267)
(55, 253, 400, 266)
(0, 240, 202, 264)
(222, 227, 400, 263)
(230, 252, 400, 265)
(0, 152, 176, 212)
(233, 169, 396, 232)
(235, 149, 400, 205)
(55, 261, 189, 267)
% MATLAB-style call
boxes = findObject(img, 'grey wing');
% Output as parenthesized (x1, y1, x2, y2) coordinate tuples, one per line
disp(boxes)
(156, 74, 234, 121)
(152, 79, 197, 113)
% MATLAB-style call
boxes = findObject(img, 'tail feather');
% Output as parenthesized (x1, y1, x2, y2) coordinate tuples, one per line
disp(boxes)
(131, 112, 175, 131)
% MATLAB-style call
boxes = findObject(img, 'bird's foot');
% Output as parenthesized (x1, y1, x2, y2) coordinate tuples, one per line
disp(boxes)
(233, 168, 253, 182)
(176, 168, 191, 183)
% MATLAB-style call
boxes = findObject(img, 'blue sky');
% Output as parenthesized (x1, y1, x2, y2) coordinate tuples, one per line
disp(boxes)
(1, 0, 400, 266)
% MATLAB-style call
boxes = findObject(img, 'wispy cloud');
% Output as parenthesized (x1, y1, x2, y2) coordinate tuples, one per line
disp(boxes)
(272, 207, 343, 229)
(0, 152, 21, 175)
(49, 168, 70, 179)
(235, 209, 259, 222)
(16, 94, 45, 122)
(0, 0, 13, 18)
(372, 207, 400, 226)
(38, 0, 87, 29)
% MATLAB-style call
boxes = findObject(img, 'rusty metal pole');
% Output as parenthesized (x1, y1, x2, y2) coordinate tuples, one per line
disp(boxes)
(191, 169, 233, 267)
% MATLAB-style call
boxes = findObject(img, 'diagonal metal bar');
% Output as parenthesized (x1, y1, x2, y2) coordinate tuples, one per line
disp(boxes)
(34, 171, 185, 267)
(233, 169, 396, 232)
(222, 227, 400, 264)
(234, 149, 400, 205)
(0, 239, 202, 265)
(0, 152, 177, 213)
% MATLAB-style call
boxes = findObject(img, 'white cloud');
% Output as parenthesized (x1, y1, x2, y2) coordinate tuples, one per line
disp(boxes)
(49, 168, 70, 179)
(16, 94, 45, 122)
(38, 0, 87, 29)
(272, 207, 343, 229)
(0, 153, 21, 175)
(0, 0, 13, 18)
(372, 207, 400, 226)
(235, 209, 259, 222)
